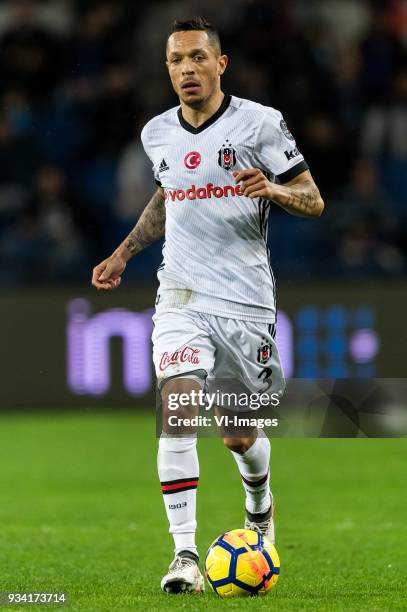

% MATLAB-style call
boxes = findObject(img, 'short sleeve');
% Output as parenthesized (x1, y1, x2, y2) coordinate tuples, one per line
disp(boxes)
(254, 109, 308, 183)
(140, 124, 162, 187)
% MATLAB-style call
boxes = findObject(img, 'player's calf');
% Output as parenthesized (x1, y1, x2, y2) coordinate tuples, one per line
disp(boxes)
(224, 430, 275, 541)
(223, 435, 257, 454)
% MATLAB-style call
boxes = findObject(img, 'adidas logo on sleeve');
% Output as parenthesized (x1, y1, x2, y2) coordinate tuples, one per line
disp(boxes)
(159, 159, 170, 172)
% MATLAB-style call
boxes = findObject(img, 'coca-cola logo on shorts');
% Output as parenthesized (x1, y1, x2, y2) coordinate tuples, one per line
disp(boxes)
(159, 346, 200, 371)
(184, 151, 201, 169)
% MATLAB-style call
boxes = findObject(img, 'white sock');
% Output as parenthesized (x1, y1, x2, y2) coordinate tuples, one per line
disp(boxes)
(157, 435, 199, 558)
(231, 431, 271, 514)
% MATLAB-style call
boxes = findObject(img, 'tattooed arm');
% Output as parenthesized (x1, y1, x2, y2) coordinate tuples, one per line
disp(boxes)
(119, 187, 166, 257)
(92, 187, 165, 290)
(233, 169, 325, 218)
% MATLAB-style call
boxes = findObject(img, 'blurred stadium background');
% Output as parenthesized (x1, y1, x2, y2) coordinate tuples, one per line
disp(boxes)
(0, 0, 406, 408)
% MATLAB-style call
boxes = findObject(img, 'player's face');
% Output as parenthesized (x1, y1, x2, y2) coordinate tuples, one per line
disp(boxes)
(166, 31, 228, 108)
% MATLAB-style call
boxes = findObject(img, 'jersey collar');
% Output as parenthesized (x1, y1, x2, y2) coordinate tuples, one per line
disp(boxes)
(177, 94, 232, 134)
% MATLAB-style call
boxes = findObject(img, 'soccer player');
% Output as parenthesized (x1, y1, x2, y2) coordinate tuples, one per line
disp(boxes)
(92, 17, 324, 594)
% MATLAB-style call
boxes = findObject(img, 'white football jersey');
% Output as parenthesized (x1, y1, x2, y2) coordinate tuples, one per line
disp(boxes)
(141, 95, 308, 322)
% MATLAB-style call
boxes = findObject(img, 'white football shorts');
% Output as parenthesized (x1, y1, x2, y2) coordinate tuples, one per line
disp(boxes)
(152, 308, 285, 408)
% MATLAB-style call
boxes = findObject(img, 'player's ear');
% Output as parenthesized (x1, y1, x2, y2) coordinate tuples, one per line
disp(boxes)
(218, 54, 228, 76)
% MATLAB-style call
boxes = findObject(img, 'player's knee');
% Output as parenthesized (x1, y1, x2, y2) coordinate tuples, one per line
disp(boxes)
(159, 376, 202, 434)
(161, 377, 200, 405)
(223, 436, 254, 454)
(161, 376, 202, 416)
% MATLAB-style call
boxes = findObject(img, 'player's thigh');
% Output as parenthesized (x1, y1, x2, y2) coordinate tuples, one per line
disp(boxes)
(152, 309, 215, 380)
(209, 318, 285, 401)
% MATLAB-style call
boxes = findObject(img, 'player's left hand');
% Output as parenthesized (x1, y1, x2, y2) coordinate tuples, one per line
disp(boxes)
(233, 168, 276, 200)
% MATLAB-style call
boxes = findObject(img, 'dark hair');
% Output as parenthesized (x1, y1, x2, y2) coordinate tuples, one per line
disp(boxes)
(168, 17, 221, 55)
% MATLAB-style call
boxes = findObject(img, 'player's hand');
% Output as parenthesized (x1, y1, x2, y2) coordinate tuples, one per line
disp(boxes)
(233, 168, 276, 200)
(91, 254, 126, 291)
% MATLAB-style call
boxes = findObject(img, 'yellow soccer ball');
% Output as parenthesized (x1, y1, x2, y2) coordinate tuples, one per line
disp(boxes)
(204, 528, 280, 597)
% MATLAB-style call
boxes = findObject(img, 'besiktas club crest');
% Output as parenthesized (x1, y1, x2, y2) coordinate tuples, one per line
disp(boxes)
(218, 139, 237, 170)
(257, 338, 272, 364)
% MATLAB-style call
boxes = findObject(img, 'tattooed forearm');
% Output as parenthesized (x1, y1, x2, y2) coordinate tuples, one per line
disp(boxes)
(273, 179, 324, 218)
(285, 180, 323, 215)
(121, 188, 166, 258)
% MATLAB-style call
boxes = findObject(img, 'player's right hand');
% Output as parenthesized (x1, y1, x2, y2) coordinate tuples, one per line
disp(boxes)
(92, 255, 126, 290)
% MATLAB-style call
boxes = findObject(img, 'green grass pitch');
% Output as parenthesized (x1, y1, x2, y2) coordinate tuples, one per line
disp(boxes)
(0, 411, 406, 611)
